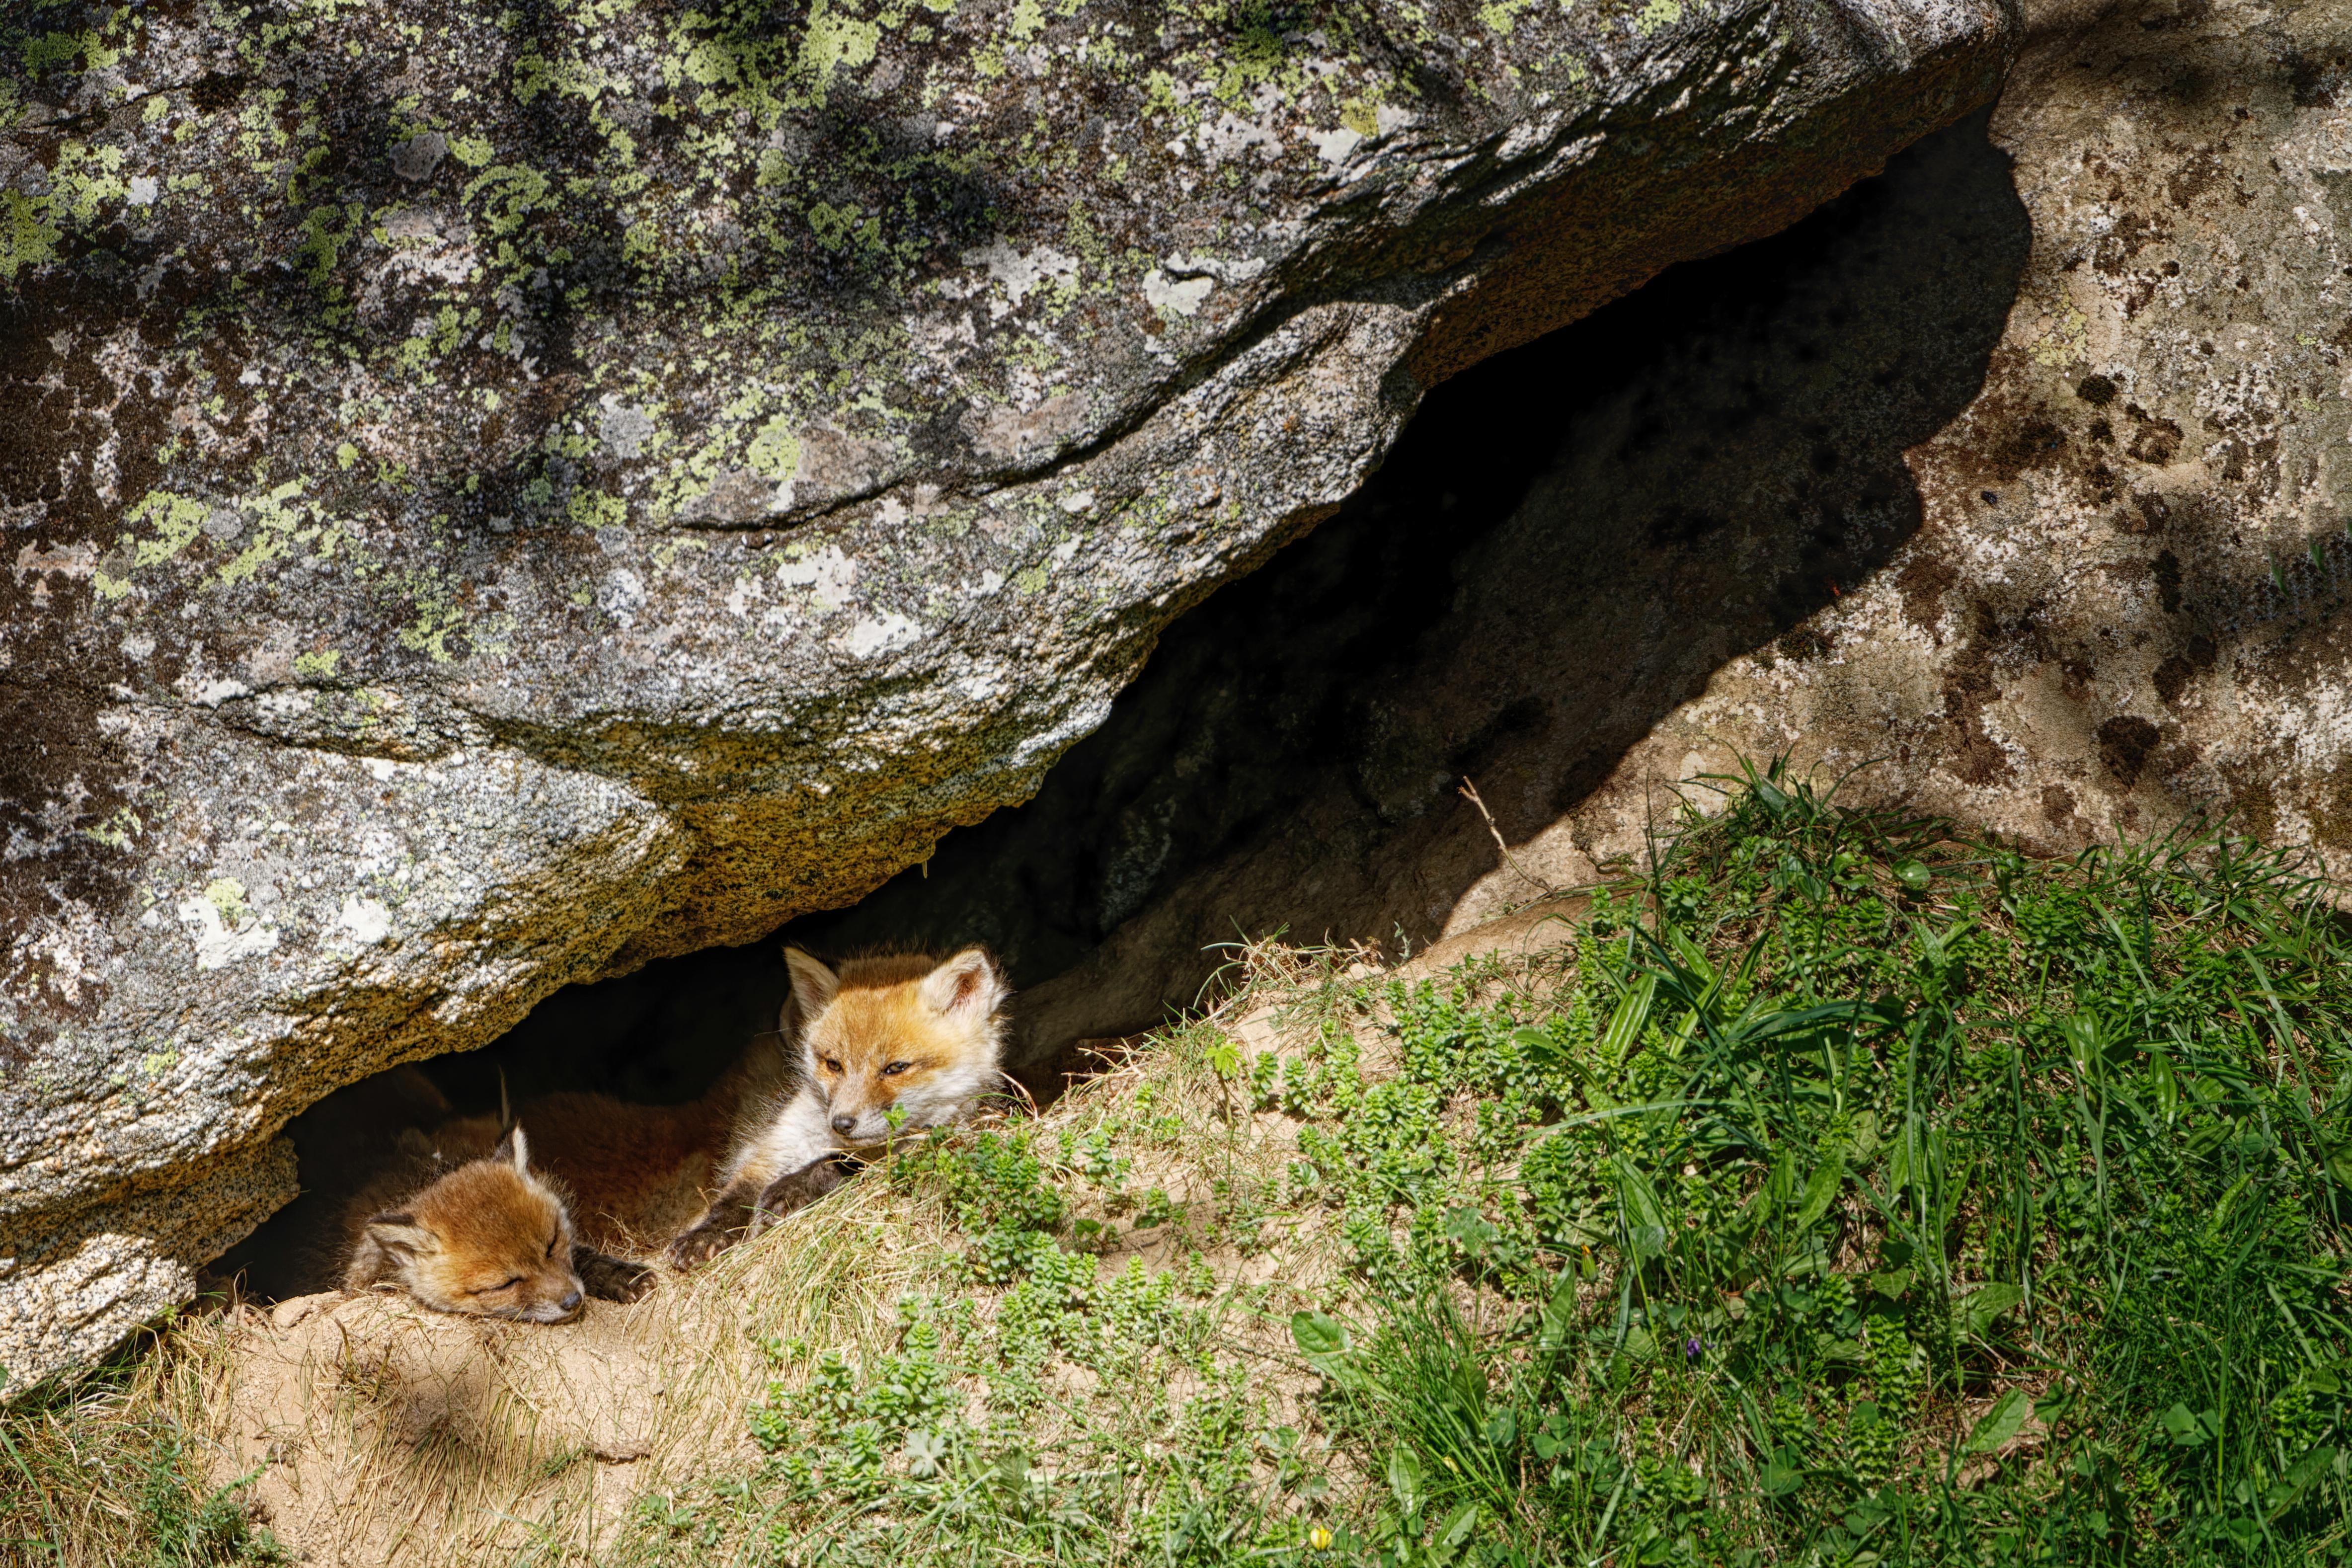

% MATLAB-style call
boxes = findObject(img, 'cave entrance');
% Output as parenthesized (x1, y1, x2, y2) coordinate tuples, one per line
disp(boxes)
(222, 112, 2028, 1301)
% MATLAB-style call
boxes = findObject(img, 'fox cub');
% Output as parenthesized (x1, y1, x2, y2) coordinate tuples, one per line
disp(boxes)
(341, 1124, 600, 1323)
(666, 945, 1011, 1265)
(429, 1083, 750, 1264)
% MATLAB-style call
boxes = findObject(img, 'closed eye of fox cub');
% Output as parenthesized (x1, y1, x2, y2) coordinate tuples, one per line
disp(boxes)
(341, 1125, 588, 1324)
(667, 946, 1010, 1265)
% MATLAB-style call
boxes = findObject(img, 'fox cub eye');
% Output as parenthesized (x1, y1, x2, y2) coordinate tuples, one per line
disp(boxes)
(819, 1057, 843, 1074)
(478, 1275, 523, 1295)
(881, 1061, 912, 1077)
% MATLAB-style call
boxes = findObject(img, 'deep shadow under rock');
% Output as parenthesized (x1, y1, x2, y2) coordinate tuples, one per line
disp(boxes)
(230, 112, 2029, 1299)
(797, 109, 2033, 1072)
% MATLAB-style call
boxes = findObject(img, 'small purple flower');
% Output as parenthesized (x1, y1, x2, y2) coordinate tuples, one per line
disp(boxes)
(1684, 1335, 1704, 1361)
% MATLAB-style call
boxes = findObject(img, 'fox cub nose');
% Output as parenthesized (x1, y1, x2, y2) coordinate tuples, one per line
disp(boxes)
(831, 1113, 857, 1134)
(560, 1289, 583, 1312)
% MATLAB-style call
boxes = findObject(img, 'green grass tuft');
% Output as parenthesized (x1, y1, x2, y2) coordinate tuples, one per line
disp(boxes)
(11, 759, 2352, 1566)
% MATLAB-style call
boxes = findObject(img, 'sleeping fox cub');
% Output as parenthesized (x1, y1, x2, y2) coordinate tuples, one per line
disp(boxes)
(341, 1125, 589, 1323)
(409, 947, 1010, 1270)
(664, 945, 1011, 1264)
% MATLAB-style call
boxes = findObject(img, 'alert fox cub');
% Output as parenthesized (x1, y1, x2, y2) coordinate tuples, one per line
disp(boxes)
(666, 946, 1011, 1265)
(340, 1124, 592, 1323)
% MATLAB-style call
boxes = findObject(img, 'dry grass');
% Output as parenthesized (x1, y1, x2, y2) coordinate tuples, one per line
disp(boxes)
(2, 933, 1442, 1567)
(204, 1174, 944, 1567)
(0, 1310, 245, 1566)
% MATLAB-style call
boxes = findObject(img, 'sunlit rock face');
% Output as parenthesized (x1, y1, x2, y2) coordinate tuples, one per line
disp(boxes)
(798, 0, 2352, 1075)
(1560, 0, 2352, 883)
(0, 0, 2010, 1385)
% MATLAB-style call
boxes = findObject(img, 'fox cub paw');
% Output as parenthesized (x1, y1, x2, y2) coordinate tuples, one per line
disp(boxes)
(574, 1246, 656, 1304)
(664, 1155, 857, 1270)
(665, 1216, 742, 1270)
(752, 1153, 852, 1224)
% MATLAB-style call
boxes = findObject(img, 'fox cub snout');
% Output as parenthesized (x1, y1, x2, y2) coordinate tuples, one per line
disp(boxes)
(663, 946, 1010, 1267)
(342, 1125, 587, 1324)
(787, 946, 1010, 1145)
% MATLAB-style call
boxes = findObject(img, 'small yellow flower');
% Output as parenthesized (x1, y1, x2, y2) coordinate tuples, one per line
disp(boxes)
(1309, 1527, 1333, 1551)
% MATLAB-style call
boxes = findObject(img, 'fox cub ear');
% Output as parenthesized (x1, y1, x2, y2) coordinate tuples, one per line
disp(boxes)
(364, 1212, 439, 1257)
(490, 1124, 531, 1173)
(918, 948, 1005, 1020)
(783, 947, 841, 1024)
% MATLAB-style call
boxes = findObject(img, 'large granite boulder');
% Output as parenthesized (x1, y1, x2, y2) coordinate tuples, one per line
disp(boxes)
(0, 0, 2011, 1386)
(905, 0, 2352, 1066)
(696, 0, 2352, 1089)
(1502, 0, 2352, 893)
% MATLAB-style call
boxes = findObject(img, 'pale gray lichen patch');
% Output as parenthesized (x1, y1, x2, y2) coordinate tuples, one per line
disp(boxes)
(0, 0, 2014, 1388)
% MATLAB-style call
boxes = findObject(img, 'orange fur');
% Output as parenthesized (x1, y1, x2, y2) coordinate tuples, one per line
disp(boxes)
(792, 948, 1008, 1145)
(664, 946, 1010, 1266)
(432, 1080, 746, 1259)
(339, 1126, 587, 1324)
(406, 949, 1009, 1276)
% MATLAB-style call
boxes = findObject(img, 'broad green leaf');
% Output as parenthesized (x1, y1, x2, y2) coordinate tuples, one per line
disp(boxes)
(1387, 1446, 1424, 1515)
(1437, 1500, 1481, 1551)
(1291, 1310, 1349, 1359)
(1537, 1270, 1577, 1353)
(2148, 1049, 2180, 1120)
(1794, 1152, 1845, 1229)
(1964, 1390, 2030, 1454)
(1444, 1206, 1500, 1255)
(1601, 975, 1656, 1066)
(2060, 1015, 2100, 1078)
(1614, 1155, 1670, 1258)
(1510, 1025, 1560, 1064)
(1958, 1282, 2025, 1336)
(1760, 1458, 1805, 1496)
(2160, 1402, 2213, 1447)
(1894, 859, 1932, 892)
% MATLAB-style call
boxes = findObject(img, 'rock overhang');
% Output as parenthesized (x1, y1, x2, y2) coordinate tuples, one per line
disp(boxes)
(0, 0, 2015, 1389)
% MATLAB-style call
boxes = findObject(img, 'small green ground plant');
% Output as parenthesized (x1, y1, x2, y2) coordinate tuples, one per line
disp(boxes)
(9, 762, 2352, 1566)
(1273, 760, 2352, 1566)
(625, 763, 2352, 1566)
(0, 1332, 284, 1567)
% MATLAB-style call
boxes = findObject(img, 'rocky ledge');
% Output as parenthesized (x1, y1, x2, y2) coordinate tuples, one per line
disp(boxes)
(0, 0, 2008, 1388)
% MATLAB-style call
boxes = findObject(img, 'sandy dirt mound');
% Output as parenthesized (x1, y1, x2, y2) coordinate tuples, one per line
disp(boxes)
(220, 1292, 694, 1563)
(207, 1182, 939, 1567)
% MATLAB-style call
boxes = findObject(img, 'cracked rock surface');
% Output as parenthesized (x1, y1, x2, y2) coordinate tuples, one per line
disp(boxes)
(0, 0, 2008, 1387)
(1541, 0, 2352, 888)
(746, 0, 2352, 1102)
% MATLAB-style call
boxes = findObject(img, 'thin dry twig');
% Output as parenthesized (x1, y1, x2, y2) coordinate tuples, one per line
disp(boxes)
(1460, 776, 1561, 897)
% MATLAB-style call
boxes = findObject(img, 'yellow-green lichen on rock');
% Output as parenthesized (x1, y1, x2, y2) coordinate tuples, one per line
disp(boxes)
(0, 0, 2013, 1389)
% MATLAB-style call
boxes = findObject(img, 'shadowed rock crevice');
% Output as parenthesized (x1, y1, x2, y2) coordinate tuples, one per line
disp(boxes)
(800, 110, 2035, 1067)
(374, 112, 2029, 1129)
(3, 0, 2020, 1386)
